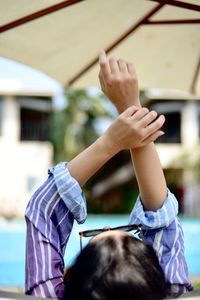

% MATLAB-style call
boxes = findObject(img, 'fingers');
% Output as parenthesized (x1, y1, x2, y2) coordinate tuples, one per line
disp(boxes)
(109, 57, 119, 74)
(99, 51, 132, 76)
(122, 107, 165, 136)
(130, 107, 149, 121)
(120, 105, 139, 117)
(99, 70, 106, 92)
(99, 50, 107, 66)
(117, 59, 128, 74)
(145, 115, 165, 136)
(139, 110, 158, 127)
(127, 62, 135, 75)
(129, 109, 165, 146)
(99, 50, 110, 77)
(130, 108, 164, 133)
(142, 130, 165, 146)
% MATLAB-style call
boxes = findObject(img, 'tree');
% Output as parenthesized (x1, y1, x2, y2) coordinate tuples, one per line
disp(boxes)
(177, 143, 200, 182)
(51, 88, 113, 163)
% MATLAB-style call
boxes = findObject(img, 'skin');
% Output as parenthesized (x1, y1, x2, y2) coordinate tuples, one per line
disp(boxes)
(68, 106, 165, 187)
(91, 230, 127, 243)
(67, 51, 167, 248)
(98, 50, 167, 211)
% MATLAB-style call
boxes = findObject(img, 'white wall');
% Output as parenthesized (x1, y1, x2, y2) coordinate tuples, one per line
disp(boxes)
(156, 100, 200, 168)
(154, 99, 200, 216)
(0, 95, 53, 217)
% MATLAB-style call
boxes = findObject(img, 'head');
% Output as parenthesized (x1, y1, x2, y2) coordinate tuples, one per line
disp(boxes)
(64, 231, 166, 300)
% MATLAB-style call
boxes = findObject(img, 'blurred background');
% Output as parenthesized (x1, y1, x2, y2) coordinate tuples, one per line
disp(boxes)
(0, 0, 200, 292)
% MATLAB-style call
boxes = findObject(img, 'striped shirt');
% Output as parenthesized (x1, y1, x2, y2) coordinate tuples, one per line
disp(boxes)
(25, 162, 193, 298)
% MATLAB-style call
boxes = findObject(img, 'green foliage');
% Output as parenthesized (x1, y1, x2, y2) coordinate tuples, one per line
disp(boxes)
(176, 143, 200, 182)
(50, 88, 112, 163)
(193, 281, 200, 290)
(50, 109, 67, 163)
(121, 184, 139, 213)
(50, 89, 137, 214)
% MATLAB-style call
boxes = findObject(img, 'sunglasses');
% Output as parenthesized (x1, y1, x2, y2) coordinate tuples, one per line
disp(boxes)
(79, 224, 143, 250)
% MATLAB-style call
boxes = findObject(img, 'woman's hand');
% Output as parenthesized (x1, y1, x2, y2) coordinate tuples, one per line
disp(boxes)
(67, 105, 164, 187)
(99, 50, 140, 113)
(101, 106, 165, 155)
(99, 50, 167, 211)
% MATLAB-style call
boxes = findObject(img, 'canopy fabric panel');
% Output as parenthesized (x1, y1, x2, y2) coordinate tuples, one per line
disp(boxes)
(0, 0, 200, 94)
(0, 0, 64, 26)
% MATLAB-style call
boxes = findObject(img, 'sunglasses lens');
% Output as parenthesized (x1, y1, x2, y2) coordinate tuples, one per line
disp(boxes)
(81, 230, 104, 237)
(121, 226, 135, 232)
(115, 225, 139, 232)
(79, 225, 142, 239)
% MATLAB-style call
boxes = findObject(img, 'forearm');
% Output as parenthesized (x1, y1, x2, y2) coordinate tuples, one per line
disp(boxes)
(68, 135, 117, 187)
(67, 106, 161, 187)
(98, 51, 167, 210)
(130, 143, 167, 211)
(117, 96, 167, 210)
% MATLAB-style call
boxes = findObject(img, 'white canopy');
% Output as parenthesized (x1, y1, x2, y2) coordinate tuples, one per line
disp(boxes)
(0, 0, 200, 94)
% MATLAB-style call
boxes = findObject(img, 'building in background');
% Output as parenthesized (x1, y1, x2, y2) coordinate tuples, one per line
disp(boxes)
(144, 89, 200, 216)
(0, 57, 65, 218)
(0, 60, 200, 217)
(89, 89, 200, 216)
(0, 89, 53, 217)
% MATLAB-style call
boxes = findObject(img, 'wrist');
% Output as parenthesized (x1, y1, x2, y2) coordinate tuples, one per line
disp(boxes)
(117, 99, 141, 113)
(97, 134, 120, 158)
(131, 142, 154, 154)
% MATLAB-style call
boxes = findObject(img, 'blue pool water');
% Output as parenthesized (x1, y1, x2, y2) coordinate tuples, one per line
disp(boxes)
(0, 216, 200, 287)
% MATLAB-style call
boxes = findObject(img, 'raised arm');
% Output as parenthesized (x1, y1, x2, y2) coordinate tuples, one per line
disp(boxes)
(25, 105, 165, 298)
(68, 105, 164, 187)
(99, 50, 167, 211)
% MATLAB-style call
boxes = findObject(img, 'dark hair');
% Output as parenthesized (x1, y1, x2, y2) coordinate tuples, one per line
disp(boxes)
(64, 234, 166, 300)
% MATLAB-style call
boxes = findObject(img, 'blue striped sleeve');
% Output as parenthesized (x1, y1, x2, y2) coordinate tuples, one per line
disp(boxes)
(128, 189, 193, 295)
(48, 162, 87, 224)
(129, 189, 178, 229)
(25, 162, 87, 298)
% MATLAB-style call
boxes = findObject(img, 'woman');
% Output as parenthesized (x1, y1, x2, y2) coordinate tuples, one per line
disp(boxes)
(25, 52, 192, 299)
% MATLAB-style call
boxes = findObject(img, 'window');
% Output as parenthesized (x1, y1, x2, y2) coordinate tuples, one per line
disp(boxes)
(148, 100, 184, 144)
(20, 108, 50, 141)
(18, 96, 52, 141)
(157, 111, 181, 143)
